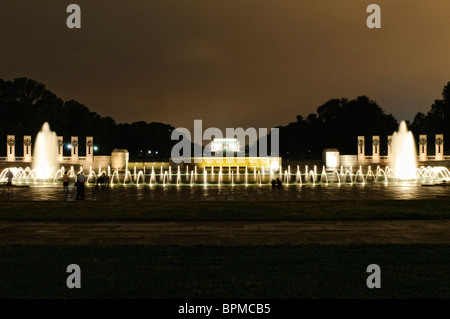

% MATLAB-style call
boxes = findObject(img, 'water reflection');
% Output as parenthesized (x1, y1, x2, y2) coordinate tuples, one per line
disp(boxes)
(1, 183, 449, 202)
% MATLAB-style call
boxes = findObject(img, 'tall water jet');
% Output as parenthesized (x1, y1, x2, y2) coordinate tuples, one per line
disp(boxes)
(32, 122, 58, 179)
(391, 121, 417, 180)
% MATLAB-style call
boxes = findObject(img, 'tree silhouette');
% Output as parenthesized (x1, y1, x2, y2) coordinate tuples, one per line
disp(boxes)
(411, 82, 450, 154)
(277, 95, 398, 158)
(0, 78, 174, 159)
(2, 77, 449, 159)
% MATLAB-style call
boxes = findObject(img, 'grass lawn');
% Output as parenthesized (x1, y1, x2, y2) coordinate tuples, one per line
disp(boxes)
(1, 199, 450, 221)
(0, 244, 449, 299)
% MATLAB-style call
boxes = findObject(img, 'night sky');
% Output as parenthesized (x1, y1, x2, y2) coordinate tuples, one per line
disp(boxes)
(1, 0, 449, 132)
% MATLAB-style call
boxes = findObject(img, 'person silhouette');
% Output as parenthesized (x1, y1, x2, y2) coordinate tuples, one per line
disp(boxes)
(5, 169, 14, 193)
(276, 178, 282, 187)
(62, 171, 69, 192)
(76, 172, 86, 200)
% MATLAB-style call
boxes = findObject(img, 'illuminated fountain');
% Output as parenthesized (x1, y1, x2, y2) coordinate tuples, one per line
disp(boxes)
(97, 127, 448, 187)
(391, 121, 418, 180)
(99, 164, 449, 186)
(2, 162, 450, 187)
(32, 122, 58, 179)
(1, 120, 449, 187)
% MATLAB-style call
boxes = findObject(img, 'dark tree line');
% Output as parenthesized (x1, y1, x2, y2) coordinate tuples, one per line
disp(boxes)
(410, 82, 450, 152)
(275, 82, 450, 158)
(0, 78, 175, 160)
(276, 96, 398, 158)
(1, 77, 449, 160)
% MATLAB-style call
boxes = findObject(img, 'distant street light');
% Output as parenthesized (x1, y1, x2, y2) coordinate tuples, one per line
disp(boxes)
(93, 146, 98, 151)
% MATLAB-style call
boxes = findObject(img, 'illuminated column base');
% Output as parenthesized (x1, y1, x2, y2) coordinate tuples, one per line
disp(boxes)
(419, 135, 427, 162)
(435, 134, 444, 161)
(6, 135, 15, 162)
(372, 135, 380, 163)
(23, 135, 32, 162)
(357, 136, 365, 163)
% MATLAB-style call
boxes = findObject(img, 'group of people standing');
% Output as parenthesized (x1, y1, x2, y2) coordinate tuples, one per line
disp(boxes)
(62, 171, 109, 200)
(61, 170, 85, 200)
(3, 168, 107, 200)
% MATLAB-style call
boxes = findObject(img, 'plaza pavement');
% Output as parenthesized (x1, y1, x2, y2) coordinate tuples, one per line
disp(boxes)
(1, 182, 450, 201)
(2, 183, 450, 246)
(1, 219, 450, 245)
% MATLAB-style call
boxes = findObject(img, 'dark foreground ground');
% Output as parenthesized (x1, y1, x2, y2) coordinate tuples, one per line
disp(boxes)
(0, 200, 449, 298)
(1, 244, 449, 299)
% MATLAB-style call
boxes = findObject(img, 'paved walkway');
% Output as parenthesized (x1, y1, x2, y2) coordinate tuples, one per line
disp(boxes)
(1, 183, 450, 201)
(1, 220, 450, 245)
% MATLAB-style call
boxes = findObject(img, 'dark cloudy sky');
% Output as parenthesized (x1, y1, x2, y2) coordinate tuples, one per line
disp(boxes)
(1, 0, 449, 132)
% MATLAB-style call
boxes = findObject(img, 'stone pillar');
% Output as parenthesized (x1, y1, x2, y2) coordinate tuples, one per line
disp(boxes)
(322, 149, 340, 170)
(387, 135, 393, 161)
(111, 149, 129, 172)
(23, 136, 32, 162)
(435, 134, 444, 161)
(419, 135, 427, 162)
(57, 136, 64, 163)
(86, 136, 94, 163)
(372, 136, 380, 163)
(71, 136, 79, 163)
(6, 135, 15, 162)
(357, 136, 365, 163)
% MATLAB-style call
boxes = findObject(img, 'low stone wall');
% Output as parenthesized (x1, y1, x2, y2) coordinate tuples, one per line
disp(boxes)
(340, 155, 358, 168)
(93, 156, 112, 169)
